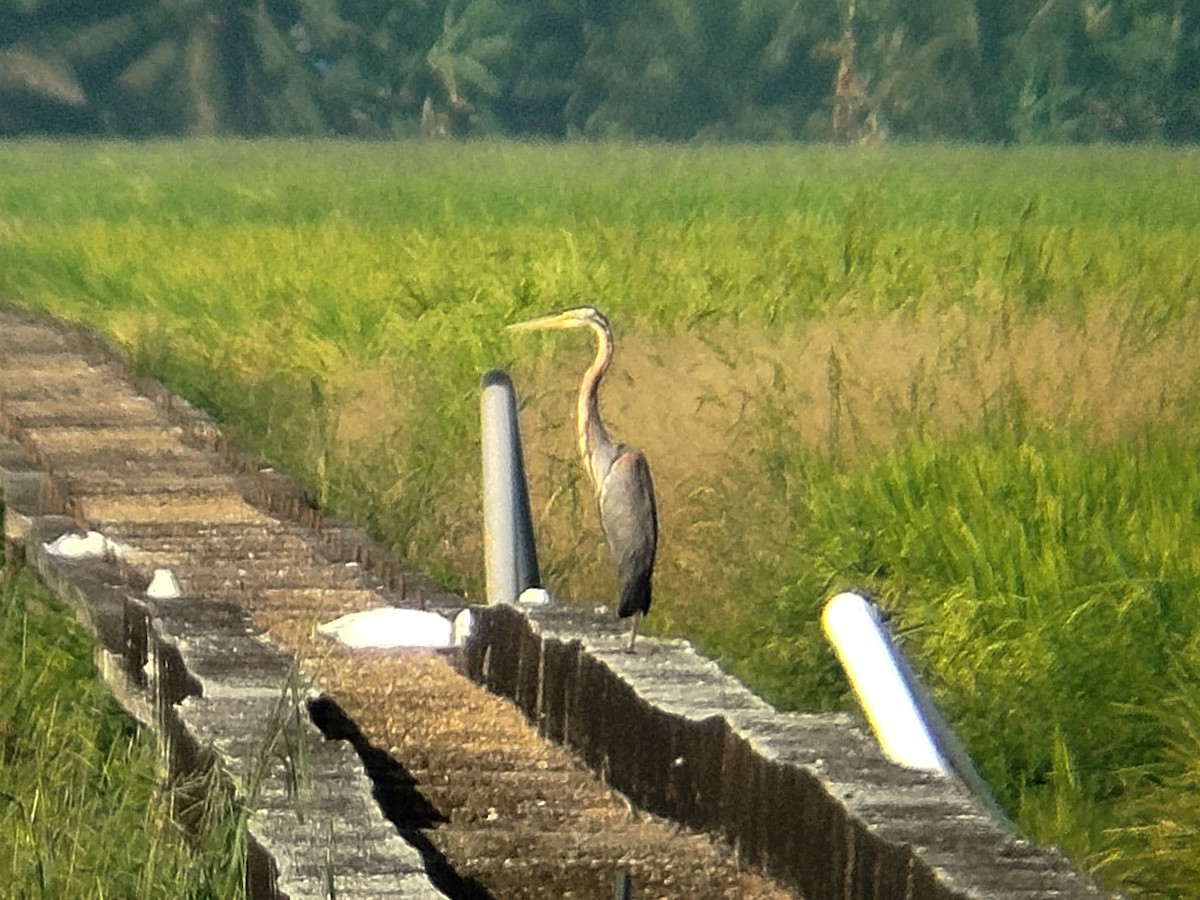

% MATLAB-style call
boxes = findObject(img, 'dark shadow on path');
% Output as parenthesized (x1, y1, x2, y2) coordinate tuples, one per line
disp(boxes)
(306, 694, 497, 900)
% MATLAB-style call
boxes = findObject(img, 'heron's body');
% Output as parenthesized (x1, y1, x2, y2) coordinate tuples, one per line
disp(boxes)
(508, 306, 658, 651)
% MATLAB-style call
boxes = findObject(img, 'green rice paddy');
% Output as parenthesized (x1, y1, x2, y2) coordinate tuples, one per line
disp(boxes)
(1, 139, 1199, 894)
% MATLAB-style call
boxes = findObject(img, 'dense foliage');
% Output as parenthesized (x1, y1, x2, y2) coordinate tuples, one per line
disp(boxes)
(1, 0, 1198, 142)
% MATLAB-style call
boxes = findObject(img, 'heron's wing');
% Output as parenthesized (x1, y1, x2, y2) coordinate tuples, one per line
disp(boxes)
(599, 446, 658, 618)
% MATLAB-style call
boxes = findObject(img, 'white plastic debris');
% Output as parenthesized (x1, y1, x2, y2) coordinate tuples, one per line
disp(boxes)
(451, 609, 474, 646)
(43, 530, 112, 560)
(316, 608, 456, 650)
(146, 568, 182, 600)
(42, 530, 131, 561)
(517, 587, 552, 607)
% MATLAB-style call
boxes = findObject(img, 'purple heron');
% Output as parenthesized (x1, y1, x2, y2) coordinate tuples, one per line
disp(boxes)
(508, 306, 658, 652)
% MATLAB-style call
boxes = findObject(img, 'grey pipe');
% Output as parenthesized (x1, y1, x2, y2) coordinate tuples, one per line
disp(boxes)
(481, 369, 540, 604)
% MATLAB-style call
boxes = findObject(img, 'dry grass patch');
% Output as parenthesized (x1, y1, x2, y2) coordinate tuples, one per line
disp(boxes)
(497, 305, 1200, 627)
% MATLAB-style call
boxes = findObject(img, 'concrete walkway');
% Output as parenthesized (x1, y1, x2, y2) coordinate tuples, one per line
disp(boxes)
(0, 305, 795, 899)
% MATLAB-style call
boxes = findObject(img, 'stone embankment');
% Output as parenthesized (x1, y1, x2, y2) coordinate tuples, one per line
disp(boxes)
(0, 304, 1108, 899)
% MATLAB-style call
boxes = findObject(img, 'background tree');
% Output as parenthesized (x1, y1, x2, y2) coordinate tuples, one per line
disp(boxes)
(0, 0, 109, 134)
(45, 0, 328, 135)
(856, 0, 983, 140)
(0, 45, 86, 133)
(495, 0, 583, 137)
(1167, 0, 1200, 140)
(1071, 0, 1186, 141)
(567, 0, 822, 140)
(1, 0, 1198, 142)
(424, 0, 514, 134)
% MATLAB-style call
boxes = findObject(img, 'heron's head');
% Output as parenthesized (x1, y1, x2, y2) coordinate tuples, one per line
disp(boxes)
(506, 305, 611, 335)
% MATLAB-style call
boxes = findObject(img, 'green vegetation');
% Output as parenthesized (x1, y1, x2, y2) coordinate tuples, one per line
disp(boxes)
(2, 139, 1200, 893)
(0, 557, 247, 897)
(2, 0, 1199, 143)
(0, 523, 318, 897)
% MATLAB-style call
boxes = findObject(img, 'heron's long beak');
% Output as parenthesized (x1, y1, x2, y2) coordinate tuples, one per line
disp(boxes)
(506, 311, 583, 334)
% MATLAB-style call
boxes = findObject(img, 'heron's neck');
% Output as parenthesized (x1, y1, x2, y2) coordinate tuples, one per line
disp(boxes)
(578, 319, 613, 488)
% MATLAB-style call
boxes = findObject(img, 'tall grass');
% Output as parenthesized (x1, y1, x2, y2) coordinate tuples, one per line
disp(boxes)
(0, 539, 321, 897)
(0, 559, 246, 898)
(717, 415, 1200, 863)
(1, 139, 1199, 893)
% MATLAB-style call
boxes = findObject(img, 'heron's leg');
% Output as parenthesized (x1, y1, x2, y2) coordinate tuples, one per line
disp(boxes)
(624, 611, 642, 654)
